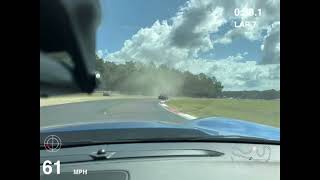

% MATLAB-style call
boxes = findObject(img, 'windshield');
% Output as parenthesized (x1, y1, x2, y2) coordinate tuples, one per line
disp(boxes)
(40, 0, 280, 144)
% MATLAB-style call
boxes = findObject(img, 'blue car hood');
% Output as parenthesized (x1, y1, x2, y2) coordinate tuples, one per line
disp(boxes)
(41, 117, 280, 141)
(187, 117, 279, 141)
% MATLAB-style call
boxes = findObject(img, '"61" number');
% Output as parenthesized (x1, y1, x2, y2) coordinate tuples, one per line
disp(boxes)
(42, 160, 61, 175)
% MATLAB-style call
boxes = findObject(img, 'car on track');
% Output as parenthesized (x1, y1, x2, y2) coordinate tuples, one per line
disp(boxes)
(158, 94, 169, 100)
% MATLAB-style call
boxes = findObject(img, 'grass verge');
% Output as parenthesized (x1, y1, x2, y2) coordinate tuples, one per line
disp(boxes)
(166, 97, 280, 127)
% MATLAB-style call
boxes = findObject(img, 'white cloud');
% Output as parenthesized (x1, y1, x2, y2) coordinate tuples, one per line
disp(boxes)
(260, 21, 280, 64)
(96, 49, 109, 59)
(214, 0, 280, 54)
(96, 50, 103, 58)
(169, 2, 226, 54)
(174, 54, 280, 90)
(214, 26, 263, 45)
(103, 0, 280, 90)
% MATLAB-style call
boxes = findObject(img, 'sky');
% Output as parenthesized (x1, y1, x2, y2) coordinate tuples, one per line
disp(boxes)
(96, 0, 280, 91)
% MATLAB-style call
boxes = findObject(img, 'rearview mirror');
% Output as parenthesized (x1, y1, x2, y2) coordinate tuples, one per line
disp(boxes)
(40, 0, 101, 97)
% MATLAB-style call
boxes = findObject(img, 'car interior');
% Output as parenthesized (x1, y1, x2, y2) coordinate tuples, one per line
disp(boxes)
(40, 0, 280, 180)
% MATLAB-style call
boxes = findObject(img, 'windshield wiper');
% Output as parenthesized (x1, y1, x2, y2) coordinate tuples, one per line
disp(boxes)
(40, 135, 279, 150)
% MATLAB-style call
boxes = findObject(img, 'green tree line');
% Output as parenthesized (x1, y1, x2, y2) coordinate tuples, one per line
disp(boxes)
(95, 56, 223, 97)
(222, 90, 280, 100)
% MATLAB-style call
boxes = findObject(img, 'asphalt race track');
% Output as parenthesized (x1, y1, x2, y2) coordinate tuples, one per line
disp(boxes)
(40, 98, 186, 127)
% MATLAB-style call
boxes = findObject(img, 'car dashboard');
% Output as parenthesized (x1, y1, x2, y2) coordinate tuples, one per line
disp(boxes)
(40, 142, 280, 180)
